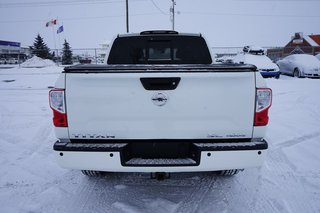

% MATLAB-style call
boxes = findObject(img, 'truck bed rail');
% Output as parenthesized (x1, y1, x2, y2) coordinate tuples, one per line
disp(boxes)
(63, 64, 257, 73)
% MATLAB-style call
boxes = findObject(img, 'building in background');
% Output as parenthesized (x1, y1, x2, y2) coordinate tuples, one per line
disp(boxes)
(267, 32, 320, 62)
(0, 40, 30, 64)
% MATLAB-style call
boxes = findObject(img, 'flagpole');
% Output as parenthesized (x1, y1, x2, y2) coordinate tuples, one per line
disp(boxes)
(57, 23, 63, 48)
(58, 28, 61, 66)
(56, 24, 65, 65)
(52, 23, 57, 57)
(57, 17, 60, 50)
(58, 23, 62, 58)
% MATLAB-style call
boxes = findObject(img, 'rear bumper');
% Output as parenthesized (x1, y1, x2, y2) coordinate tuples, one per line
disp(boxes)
(53, 139, 268, 172)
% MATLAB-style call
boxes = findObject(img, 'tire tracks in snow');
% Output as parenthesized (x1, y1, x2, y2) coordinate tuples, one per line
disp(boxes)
(60, 172, 216, 213)
(63, 177, 101, 213)
(261, 149, 320, 213)
(0, 105, 11, 130)
(174, 173, 217, 213)
(272, 130, 320, 150)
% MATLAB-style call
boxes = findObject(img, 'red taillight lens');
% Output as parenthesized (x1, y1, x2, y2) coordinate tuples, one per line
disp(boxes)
(254, 88, 272, 126)
(52, 110, 68, 127)
(49, 89, 68, 127)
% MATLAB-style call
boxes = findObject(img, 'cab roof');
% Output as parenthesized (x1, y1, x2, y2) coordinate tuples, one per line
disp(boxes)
(118, 30, 202, 38)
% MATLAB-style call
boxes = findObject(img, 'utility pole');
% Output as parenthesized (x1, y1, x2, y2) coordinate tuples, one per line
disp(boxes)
(170, 0, 176, 30)
(126, 0, 129, 33)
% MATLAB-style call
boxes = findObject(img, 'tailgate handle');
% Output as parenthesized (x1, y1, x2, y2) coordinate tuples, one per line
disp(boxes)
(140, 77, 181, 90)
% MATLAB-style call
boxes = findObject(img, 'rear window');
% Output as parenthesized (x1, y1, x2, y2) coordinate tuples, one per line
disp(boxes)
(107, 35, 212, 64)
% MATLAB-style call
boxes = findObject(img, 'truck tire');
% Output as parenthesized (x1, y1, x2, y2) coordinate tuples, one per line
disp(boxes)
(217, 169, 242, 176)
(81, 170, 105, 177)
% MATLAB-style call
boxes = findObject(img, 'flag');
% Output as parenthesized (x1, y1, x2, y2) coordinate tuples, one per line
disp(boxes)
(46, 19, 58, 27)
(57, 25, 64, 34)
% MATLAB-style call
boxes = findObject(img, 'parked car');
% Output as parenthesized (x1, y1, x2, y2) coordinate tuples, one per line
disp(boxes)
(277, 54, 320, 78)
(233, 48, 280, 78)
(243, 45, 265, 55)
(215, 55, 234, 64)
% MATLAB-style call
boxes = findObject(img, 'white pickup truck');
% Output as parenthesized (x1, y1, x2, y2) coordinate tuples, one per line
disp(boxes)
(50, 31, 271, 177)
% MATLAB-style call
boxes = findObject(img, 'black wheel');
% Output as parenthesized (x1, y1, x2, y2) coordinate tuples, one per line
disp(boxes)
(217, 169, 243, 176)
(293, 68, 301, 78)
(275, 74, 280, 79)
(81, 170, 105, 177)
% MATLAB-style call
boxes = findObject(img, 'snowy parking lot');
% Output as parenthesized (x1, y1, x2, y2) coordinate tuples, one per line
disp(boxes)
(0, 66, 320, 213)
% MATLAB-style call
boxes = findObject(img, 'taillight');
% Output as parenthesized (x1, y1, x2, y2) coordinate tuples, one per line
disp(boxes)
(49, 89, 68, 127)
(254, 88, 272, 126)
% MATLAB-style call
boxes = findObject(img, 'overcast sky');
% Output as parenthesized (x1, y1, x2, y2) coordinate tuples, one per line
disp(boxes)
(1, 0, 320, 49)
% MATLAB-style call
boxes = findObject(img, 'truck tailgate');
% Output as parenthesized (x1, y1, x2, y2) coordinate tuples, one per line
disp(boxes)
(65, 72, 256, 140)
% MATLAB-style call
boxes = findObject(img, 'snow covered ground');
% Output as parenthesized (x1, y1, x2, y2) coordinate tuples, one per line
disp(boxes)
(0, 66, 319, 213)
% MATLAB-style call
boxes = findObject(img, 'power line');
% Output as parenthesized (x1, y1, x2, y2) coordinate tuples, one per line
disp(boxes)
(181, 11, 320, 18)
(0, 12, 164, 24)
(149, 0, 168, 15)
(0, 0, 146, 8)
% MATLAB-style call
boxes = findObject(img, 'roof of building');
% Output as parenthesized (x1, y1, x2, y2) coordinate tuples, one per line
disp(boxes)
(0, 40, 21, 47)
(309, 34, 320, 46)
(288, 32, 320, 47)
(304, 35, 319, 46)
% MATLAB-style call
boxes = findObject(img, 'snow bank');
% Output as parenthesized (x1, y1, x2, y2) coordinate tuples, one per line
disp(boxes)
(21, 56, 56, 68)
